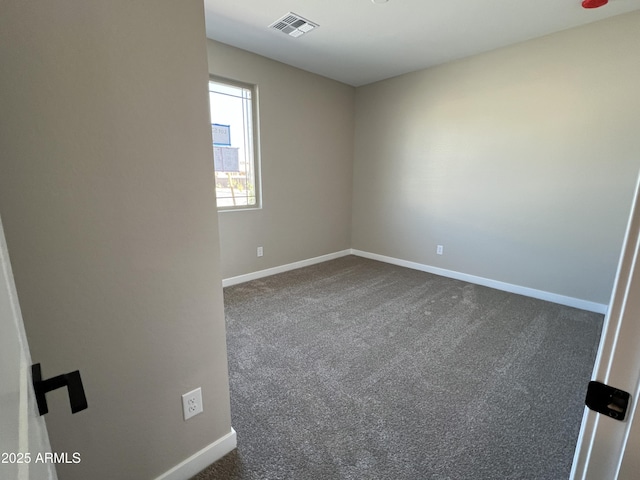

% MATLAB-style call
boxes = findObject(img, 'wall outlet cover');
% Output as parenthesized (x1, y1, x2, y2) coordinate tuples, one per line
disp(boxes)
(182, 387, 203, 420)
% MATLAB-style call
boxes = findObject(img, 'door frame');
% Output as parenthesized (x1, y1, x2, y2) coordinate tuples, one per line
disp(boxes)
(571, 174, 640, 479)
(0, 216, 57, 480)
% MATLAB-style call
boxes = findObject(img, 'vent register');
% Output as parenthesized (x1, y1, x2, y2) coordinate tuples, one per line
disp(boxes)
(269, 12, 318, 38)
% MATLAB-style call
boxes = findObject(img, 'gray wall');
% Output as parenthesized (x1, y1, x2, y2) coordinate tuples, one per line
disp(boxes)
(207, 41, 355, 280)
(0, 1, 231, 479)
(352, 12, 640, 305)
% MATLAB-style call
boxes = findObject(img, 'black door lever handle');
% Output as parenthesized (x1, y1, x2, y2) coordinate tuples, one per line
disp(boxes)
(32, 363, 88, 415)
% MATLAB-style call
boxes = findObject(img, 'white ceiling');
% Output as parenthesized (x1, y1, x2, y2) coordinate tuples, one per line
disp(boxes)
(204, 0, 640, 87)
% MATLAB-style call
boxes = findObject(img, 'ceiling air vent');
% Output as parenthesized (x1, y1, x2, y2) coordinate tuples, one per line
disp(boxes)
(269, 12, 318, 38)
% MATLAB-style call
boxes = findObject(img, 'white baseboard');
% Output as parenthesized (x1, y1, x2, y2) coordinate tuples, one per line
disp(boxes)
(351, 249, 608, 314)
(155, 428, 236, 480)
(221, 248, 607, 314)
(222, 250, 351, 287)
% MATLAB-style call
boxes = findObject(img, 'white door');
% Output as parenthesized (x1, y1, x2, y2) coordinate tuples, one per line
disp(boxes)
(0, 216, 57, 480)
(571, 175, 640, 480)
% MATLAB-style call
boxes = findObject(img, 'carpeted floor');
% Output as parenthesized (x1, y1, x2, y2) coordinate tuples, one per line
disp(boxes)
(193, 256, 603, 480)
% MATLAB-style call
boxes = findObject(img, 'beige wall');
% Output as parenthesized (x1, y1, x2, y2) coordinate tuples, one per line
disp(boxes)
(352, 12, 640, 305)
(0, 1, 231, 479)
(207, 41, 355, 279)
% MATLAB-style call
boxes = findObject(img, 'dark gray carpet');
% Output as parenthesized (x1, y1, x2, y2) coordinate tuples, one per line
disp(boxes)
(194, 255, 603, 480)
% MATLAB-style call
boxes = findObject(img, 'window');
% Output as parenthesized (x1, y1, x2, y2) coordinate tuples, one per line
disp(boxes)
(208, 76, 260, 210)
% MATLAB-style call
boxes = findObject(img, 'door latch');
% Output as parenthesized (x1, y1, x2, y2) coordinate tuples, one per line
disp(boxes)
(585, 380, 630, 421)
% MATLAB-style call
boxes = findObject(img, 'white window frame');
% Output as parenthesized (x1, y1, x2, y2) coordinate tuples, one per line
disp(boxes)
(208, 75, 261, 211)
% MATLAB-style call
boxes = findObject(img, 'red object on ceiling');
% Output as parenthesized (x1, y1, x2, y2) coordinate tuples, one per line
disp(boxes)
(582, 0, 608, 8)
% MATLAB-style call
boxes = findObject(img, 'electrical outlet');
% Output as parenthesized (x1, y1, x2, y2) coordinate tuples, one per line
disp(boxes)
(436, 245, 444, 255)
(257, 246, 264, 257)
(182, 387, 203, 421)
